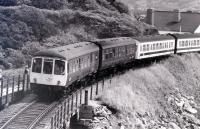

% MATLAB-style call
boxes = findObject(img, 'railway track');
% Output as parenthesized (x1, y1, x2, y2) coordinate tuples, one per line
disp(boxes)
(0, 99, 57, 129)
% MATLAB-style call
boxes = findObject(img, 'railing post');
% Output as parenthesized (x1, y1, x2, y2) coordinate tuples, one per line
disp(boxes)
(76, 91, 78, 109)
(63, 101, 66, 121)
(85, 90, 88, 105)
(0, 79, 3, 106)
(51, 117, 54, 129)
(17, 75, 20, 92)
(60, 106, 62, 126)
(56, 110, 59, 129)
(5, 78, 9, 104)
(71, 95, 73, 116)
(26, 74, 29, 91)
(11, 76, 14, 102)
(80, 87, 82, 105)
(67, 99, 70, 120)
(54, 115, 56, 129)
(22, 74, 25, 92)
(96, 82, 98, 95)
(90, 84, 93, 100)
(102, 78, 104, 90)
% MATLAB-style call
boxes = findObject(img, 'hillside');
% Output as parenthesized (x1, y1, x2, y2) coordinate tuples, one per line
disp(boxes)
(0, 0, 157, 69)
(121, 0, 200, 12)
(99, 53, 200, 129)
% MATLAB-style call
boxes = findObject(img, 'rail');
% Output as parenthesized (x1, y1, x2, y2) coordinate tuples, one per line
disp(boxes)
(0, 99, 57, 129)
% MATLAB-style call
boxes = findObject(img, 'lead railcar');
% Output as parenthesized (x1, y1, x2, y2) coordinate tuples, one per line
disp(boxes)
(30, 42, 100, 93)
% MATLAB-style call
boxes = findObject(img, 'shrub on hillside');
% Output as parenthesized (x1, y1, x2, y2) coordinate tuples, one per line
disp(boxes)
(0, 0, 17, 6)
(5, 49, 26, 68)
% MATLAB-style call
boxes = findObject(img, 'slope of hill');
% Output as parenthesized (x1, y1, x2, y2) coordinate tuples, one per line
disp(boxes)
(100, 53, 200, 129)
(0, 0, 157, 69)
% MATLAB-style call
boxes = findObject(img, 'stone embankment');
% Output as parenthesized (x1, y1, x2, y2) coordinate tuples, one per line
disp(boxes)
(76, 88, 200, 129)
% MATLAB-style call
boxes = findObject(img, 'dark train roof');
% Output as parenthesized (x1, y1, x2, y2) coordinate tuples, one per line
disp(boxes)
(134, 35, 174, 42)
(34, 42, 99, 60)
(93, 37, 138, 49)
(172, 33, 200, 39)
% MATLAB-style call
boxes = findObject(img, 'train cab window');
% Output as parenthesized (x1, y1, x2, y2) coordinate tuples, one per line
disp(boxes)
(32, 58, 42, 73)
(43, 59, 53, 74)
(54, 60, 65, 75)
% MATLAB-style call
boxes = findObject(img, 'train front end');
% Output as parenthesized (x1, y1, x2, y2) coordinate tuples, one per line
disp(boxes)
(30, 56, 68, 93)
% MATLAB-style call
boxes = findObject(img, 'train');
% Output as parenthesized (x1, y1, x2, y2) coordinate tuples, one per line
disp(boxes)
(29, 33, 200, 93)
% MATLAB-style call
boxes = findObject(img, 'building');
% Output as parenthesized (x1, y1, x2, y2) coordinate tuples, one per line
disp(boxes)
(146, 9, 200, 34)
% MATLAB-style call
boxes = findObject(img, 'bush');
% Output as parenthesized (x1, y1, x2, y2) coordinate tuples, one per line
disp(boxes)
(5, 49, 26, 68)
(0, 0, 17, 6)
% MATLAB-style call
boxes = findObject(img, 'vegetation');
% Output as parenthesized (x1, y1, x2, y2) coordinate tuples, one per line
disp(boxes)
(100, 53, 200, 128)
(0, 0, 157, 69)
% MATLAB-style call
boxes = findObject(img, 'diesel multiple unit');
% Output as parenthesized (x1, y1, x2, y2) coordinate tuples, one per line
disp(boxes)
(30, 34, 200, 92)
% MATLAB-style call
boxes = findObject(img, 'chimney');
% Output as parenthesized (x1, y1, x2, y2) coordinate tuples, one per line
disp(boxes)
(146, 8, 154, 26)
(173, 9, 181, 22)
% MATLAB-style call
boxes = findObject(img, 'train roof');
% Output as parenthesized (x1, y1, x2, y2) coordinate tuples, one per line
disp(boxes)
(93, 37, 137, 49)
(134, 35, 174, 43)
(34, 42, 99, 60)
(172, 33, 200, 39)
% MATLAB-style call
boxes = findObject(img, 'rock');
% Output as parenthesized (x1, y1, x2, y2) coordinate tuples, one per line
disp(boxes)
(168, 122, 181, 129)
(175, 99, 185, 108)
(183, 102, 197, 114)
(182, 112, 200, 125)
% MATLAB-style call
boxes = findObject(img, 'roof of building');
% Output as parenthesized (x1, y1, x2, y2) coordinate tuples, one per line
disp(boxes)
(34, 42, 99, 60)
(147, 9, 200, 33)
(94, 37, 138, 49)
(134, 34, 174, 42)
(173, 33, 200, 39)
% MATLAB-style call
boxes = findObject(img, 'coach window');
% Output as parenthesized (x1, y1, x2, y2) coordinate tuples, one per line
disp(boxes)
(171, 42, 173, 48)
(146, 44, 149, 51)
(143, 45, 146, 51)
(153, 44, 156, 50)
(182, 41, 184, 47)
(186, 40, 188, 46)
(32, 58, 42, 73)
(43, 59, 53, 74)
(54, 60, 65, 75)
(194, 40, 197, 46)
(197, 40, 200, 45)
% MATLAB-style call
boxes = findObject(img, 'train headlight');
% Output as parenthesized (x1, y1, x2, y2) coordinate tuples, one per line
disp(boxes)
(57, 81, 61, 85)
(33, 78, 37, 83)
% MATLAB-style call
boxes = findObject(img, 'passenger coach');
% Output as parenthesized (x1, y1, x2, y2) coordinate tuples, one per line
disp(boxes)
(93, 37, 137, 70)
(134, 35, 175, 59)
(173, 34, 200, 54)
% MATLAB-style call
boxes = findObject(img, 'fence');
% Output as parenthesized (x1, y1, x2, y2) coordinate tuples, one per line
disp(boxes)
(50, 76, 115, 129)
(0, 73, 30, 109)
